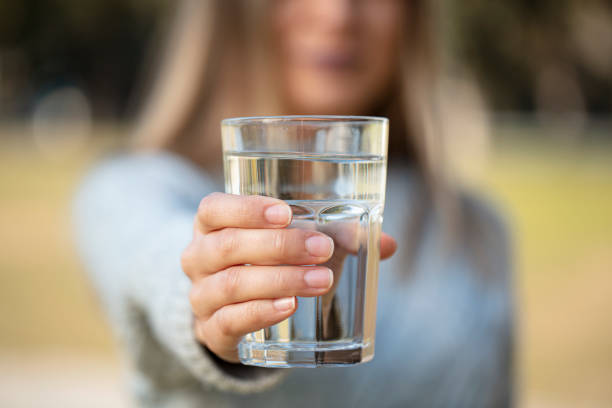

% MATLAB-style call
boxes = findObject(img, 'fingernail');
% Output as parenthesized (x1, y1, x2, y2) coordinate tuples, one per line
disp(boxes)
(264, 204, 291, 225)
(273, 297, 295, 311)
(304, 268, 333, 289)
(305, 235, 334, 258)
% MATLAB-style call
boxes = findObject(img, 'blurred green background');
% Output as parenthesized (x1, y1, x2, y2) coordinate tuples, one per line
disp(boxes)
(1, 1, 611, 407)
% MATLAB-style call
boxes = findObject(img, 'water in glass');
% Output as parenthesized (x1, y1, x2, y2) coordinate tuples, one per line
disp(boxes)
(224, 151, 386, 367)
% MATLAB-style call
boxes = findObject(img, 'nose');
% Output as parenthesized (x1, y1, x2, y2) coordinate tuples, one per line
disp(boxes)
(311, 0, 356, 32)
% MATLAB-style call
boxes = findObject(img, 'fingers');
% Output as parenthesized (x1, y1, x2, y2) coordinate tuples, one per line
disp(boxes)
(182, 228, 334, 277)
(195, 297, 298, 362)
(380, 233, 397, 260)
(197, 193, 292, 233)
(215, 297, 297, 338)
(190, 265, 333, 318)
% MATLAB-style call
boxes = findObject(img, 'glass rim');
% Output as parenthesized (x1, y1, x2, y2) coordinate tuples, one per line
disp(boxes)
(221, 115, 388, 126)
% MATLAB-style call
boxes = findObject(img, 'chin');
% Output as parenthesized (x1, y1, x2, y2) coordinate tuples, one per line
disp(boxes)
(285, 70, 373, 114)
(292, 89, 367, 115)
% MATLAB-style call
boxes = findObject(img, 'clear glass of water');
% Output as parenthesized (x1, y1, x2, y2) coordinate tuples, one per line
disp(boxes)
(221, 116, 388, 367)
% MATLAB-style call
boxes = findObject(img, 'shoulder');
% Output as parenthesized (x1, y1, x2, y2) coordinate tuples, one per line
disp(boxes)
(76, 150, 217, 204)
(454, 189, 513, 280)
(458, 190, 510, 244)
(81, 150, 214, 191)
(73, 150, 219, 231)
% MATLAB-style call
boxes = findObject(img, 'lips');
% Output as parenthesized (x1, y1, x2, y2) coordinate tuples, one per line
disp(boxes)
(288, 43, 361, 72)
(312, 52, 360, 71)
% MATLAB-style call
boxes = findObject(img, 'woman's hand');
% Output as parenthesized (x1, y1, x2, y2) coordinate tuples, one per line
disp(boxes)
(181, 193, 397, 363)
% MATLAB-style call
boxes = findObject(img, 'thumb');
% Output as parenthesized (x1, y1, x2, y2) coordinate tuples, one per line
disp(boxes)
(380, 233, 397, 260)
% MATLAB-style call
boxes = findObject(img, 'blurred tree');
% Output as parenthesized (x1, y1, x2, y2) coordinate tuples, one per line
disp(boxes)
(0, 0, 168, 120)
(447, 0, 612, 115)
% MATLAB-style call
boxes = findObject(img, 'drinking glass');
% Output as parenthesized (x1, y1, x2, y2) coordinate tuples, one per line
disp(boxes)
(221, 116, 388, 367)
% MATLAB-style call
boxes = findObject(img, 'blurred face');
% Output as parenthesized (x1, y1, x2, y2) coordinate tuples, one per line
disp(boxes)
(273, 0, 407, 115)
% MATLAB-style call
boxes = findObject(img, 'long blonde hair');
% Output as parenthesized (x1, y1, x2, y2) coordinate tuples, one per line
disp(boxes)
(134, 0, 442, 177)
(131, 0, 487, 272)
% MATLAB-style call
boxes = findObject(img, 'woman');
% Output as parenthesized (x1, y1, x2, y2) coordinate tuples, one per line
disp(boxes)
(74, 1, 514, 407)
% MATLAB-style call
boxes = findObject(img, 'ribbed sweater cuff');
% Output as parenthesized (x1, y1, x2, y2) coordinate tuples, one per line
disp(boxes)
(155, 275, 287, 393)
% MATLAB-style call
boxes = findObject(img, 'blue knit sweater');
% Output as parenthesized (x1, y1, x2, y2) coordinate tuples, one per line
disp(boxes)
(73, 151, 513, 408)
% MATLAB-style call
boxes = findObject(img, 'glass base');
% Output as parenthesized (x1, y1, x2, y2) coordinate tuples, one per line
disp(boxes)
(238, 341, 373, 368)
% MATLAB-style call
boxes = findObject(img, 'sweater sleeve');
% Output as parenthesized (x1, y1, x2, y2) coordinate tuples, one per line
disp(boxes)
(397, 192, 514, 408)
(443, 193, 515, 408)
(72, 152, 286, 395)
